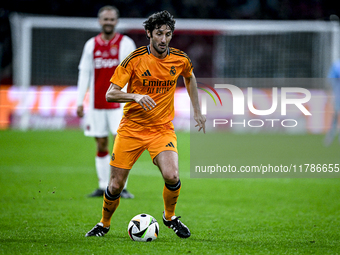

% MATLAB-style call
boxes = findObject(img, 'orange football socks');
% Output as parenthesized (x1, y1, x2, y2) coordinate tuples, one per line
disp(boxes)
(100, 187, 120, 228)
(163, 180, 181, 221)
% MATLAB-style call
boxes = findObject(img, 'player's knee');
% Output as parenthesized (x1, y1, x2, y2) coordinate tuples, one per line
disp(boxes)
(108, 180, 125, 195)
(162, 172, 179, 185)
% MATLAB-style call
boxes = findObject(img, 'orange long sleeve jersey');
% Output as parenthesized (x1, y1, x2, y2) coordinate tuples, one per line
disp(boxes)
(110, 45, 193, 126)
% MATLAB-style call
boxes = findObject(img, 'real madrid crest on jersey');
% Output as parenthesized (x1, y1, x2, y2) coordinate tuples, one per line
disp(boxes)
(170, 66, 176, 76)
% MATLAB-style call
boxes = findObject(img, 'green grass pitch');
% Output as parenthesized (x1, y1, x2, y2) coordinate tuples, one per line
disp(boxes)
(0, 130, 339, 254)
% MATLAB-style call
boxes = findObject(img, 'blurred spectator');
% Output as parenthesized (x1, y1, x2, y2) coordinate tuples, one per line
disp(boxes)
(324, 60, 340, 146)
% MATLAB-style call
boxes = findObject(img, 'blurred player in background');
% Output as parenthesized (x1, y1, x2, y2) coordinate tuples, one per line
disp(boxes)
(77, 5, 135, 198)
(85, 10, 206, 238)
(324, 59, 340, 146)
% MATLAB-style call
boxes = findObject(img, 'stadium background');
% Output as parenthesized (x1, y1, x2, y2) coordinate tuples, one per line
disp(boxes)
(1, 1, 340, 131)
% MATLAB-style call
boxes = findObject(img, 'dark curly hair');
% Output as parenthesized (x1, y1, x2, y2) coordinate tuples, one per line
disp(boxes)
(143, 10, 175, 39)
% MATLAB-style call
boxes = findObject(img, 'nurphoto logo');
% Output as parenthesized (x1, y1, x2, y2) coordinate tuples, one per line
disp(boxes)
(198, 83, 312, 129)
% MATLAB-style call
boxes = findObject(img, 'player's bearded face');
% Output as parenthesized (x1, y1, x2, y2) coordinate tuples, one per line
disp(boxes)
(150, 25, 172, 55)
(99, 10, 118, 35)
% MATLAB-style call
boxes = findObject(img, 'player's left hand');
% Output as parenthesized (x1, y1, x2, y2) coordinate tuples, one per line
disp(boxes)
(134, 94, 156, 111)
(194, 114, 206, 133)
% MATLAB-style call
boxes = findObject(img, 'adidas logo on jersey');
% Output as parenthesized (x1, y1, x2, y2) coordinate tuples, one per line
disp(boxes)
(141, 70, 152, 76)
(165, 142, 175, 148)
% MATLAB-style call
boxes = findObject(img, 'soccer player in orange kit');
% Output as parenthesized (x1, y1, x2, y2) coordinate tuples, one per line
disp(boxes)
(85, 10, 206, 238)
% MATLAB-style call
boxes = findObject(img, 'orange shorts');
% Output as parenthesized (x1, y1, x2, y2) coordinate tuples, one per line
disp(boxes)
(110, 118, 178, 169)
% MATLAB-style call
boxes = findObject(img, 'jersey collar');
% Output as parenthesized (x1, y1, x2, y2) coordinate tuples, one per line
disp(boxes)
(97, 33, 120, 46)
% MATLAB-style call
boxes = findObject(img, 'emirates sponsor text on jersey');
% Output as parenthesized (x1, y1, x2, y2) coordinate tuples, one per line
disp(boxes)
(94, 58, 120, 69)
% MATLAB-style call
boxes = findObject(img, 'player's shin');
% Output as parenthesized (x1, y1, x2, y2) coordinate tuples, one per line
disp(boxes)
(163, 180, 181, 220)
(100, 187, 120, 228)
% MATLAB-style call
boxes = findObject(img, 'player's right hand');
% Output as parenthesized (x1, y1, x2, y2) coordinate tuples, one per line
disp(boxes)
(77, 105, 84, 118)
(194, 113, 206, 133)
(134, 94, 156, 111)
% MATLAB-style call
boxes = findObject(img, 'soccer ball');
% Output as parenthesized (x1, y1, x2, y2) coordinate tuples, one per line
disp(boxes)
(128, 214, 159, 242)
